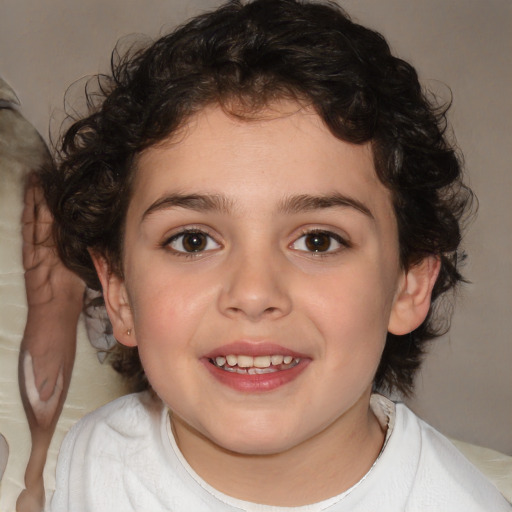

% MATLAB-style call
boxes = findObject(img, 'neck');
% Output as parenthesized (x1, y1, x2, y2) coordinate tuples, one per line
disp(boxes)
(170, 394, 386, 507)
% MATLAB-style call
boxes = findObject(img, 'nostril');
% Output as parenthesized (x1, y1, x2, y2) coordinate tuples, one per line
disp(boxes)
(218, 276, 292, 320)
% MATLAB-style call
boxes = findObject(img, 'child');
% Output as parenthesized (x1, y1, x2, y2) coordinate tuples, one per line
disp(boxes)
(42, 0, 511, 510)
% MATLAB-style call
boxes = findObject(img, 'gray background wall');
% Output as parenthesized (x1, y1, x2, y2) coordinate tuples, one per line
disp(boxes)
(1, 0, 510, 455)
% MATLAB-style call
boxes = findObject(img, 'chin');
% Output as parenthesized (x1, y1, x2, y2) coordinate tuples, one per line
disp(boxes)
(204, 419, 306, 457)
(218, 437, 298, 457)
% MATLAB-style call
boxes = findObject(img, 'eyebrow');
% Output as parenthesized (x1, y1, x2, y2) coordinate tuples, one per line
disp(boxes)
(142, 192, 373, 220)
(142, 193, 233, 220)
(278, 193, 374, 219)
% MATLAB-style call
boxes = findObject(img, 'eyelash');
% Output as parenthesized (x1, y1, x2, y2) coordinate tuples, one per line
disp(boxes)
(290, 229, 351, 256)
(161, 227, 351, 259)
(162, 228, 221, 258)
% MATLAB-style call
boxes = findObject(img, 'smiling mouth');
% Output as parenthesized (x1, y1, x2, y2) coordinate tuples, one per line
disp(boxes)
(209, 354, 301, 375)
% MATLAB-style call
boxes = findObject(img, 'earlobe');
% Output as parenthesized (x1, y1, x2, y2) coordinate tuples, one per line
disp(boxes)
(388, 256, 441, 336)
(90, 251, 136, 347)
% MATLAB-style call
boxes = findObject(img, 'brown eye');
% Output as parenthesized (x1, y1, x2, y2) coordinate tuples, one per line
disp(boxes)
(168, 230, 220, 254)
(304, 232, 332, 252)
(182, 232, 207, 252)
(291, 230, 346, 254)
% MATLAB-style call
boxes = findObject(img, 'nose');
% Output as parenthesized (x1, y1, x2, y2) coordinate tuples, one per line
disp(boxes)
(218, 248, 292, 322)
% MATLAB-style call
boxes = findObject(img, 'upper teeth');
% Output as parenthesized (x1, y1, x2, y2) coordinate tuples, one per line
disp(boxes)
(215, 354, 295, 369)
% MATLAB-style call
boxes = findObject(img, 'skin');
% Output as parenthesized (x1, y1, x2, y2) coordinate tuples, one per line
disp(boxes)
(96, 102, 438, 506)
(17, 176, 84, 512)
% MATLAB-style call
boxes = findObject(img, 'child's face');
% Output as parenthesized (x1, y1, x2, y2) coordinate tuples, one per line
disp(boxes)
(106, 102, 412, 456)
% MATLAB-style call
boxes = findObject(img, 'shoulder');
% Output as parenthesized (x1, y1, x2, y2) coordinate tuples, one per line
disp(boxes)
(395, 403, 511, 511)
(61, 392, 161, 448)
(61, 391, 166, 464)
(51, 392, 167, 512)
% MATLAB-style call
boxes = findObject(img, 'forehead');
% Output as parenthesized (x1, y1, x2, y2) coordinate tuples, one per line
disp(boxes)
(131, 102, 393, 222)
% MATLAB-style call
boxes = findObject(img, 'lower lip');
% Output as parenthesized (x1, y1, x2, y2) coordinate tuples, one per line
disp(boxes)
(202, 358, 310, 392)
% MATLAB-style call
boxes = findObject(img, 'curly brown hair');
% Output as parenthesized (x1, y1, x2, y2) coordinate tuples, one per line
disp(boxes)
(44, 0, 473, 396)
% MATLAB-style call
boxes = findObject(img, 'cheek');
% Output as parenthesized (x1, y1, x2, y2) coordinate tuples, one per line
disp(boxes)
(126, 270, 218, 347)
(307, 269, 393, 332)
(302, 269, 392, 376)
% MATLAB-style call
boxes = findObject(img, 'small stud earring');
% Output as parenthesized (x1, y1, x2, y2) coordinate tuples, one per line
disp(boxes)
(126, 328, 132, 336)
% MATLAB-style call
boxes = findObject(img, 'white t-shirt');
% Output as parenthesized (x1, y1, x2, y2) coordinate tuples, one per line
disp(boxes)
(50, 392, 511, 512)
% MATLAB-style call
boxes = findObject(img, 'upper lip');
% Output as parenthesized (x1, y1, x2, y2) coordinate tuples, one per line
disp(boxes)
(203, 341, 308, 359)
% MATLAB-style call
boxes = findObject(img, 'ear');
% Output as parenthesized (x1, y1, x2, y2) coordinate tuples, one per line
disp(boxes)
(388, 256, 441, 336)
(90, 252, 136, 347)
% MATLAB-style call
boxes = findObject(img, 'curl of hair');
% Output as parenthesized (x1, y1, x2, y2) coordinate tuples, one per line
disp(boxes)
(43, 0, 474, 396)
